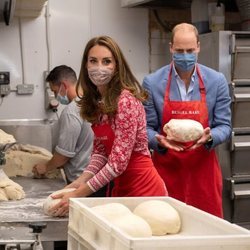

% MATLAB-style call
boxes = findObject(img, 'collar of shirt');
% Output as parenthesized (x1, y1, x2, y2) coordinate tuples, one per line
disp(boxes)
(173, 65, 196, 101)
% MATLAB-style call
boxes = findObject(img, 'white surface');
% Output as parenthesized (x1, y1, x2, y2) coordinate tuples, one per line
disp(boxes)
(67, 197, 250, 250)
(0, 0, 148, 120)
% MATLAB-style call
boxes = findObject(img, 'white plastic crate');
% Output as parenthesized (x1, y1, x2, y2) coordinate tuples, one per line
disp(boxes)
(67, 197, 250, 250)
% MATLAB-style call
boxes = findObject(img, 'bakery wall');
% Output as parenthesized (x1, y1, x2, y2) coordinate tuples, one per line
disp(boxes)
(0, 0, 148, 120)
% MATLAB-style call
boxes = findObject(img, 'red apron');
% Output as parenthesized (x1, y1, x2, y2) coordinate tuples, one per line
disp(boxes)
(92, 122, 167, 197)
(152, 64, 223, 217)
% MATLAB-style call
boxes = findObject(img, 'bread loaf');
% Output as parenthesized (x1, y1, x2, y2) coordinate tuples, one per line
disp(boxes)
(163, 119, 203, 142)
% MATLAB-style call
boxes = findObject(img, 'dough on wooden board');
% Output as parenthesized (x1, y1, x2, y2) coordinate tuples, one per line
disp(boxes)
(133, 200, 181, 235)
(163, 119, 204, 142)
(43, 188, 76, 216)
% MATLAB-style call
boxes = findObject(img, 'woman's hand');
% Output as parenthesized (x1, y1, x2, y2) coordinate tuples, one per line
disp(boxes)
(49, 183, 93, 217)
(49, 190, 78, 217)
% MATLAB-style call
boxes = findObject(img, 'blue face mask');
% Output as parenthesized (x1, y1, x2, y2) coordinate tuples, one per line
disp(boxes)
(173, 53, 197, 72)
(56, 85, 70, 105)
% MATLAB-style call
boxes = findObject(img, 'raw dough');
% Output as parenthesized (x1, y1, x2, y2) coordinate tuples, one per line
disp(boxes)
(43, 188, 76, 216)
(92, 203, 152, 237)
(163, 119, 204, 142)
(92, 203, 132, 222)
(133, 200, 181, 235)
(112, 213, 152, 238)
(4, 144, 62, 179)
(0, 129, 16, 144)
(0, 175, 25, 201)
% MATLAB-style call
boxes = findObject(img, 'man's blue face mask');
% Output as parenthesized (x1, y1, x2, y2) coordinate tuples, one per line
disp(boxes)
(57, 85, 69, 105)
(173, 53, 197, 72)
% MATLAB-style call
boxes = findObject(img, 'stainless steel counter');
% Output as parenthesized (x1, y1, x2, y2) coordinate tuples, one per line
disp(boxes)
(0, 177, 68, 246)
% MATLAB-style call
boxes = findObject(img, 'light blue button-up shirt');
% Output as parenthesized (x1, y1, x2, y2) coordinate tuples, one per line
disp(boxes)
(173, 65, 196, 101)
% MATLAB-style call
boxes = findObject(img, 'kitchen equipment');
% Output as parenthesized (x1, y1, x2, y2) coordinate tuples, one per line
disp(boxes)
(199, 31, 250, 229)
(0, 142, 16, 166)
(0, 177, 67, 250)
(67, 197, 250, 250)
(0, 119, 59, 152)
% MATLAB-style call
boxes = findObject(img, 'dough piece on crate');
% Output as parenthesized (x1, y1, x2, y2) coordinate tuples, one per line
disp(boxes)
(43, 188, 76, 216)
(92, 202, 132, 222)
(92, 202, 152, 237)
(3, 144, 62, 179)
(163, 119, 204, 142)
(133, 200, 181, 235)
(112, 213, 152, 238)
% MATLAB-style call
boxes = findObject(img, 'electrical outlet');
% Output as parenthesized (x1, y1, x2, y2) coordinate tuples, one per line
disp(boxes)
(0, 72, 10, 96)
(17, 84, 34, 95)
(0, 85, 10, 96)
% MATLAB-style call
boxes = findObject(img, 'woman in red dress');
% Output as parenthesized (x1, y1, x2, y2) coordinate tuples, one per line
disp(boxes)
(51, 36, 167, 216)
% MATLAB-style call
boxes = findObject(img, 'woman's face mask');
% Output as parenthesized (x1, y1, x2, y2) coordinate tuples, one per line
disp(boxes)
(88, 66, 114, 86)
(173, 52, 197, 72)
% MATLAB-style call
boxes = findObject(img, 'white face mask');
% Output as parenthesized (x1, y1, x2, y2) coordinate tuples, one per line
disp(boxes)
(88, 67, 114, 86)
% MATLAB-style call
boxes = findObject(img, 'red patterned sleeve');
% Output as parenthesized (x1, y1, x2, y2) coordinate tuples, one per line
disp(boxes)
(84, 137, 108, 176)
(87, 91, 140, 192)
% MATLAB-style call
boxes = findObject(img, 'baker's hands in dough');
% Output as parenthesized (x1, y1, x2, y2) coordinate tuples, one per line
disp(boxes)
(49, 183, 92, 217)
(157, 124, 211, 151)
(32, 163, 47, 178)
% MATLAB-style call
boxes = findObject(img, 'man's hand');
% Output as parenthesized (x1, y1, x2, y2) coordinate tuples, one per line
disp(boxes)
(32, 163, 47, 177)
(189, 127, 211, 150)
(155, 134, 185, 152)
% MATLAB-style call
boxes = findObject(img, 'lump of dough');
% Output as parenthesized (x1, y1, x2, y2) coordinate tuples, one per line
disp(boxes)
(112, 213, 152, 238)
(92, 203, 132, 222)
(4, 144, 62, 179)
(163, 119, 204, 142)
(0, 129, 16, 144)
(0, 177, 25, 201)
(92, 203, 152, 237)
(133, 200, 181, 235)
(0, 188, 8, 201)
(43, 188, 76, 216)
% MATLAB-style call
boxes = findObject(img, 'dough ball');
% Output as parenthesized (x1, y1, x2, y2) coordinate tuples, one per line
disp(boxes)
(163, 119, 204, 142)
(0, 129, 16, 144)
(0, 188, 8, 201)
(0, 177, 25, 201)
(4, 185, 25, 200)
(43, 188, 76, 216)
(133, 200, 181, 235)
(92, 203, 132, 222)
(112, 213, 152, 238)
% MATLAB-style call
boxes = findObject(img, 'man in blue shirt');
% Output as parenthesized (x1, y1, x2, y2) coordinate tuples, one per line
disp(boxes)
(143, 23, 231, 217)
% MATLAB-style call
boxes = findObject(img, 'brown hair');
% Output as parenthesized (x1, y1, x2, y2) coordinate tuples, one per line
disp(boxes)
(76, 36, 148, 123)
